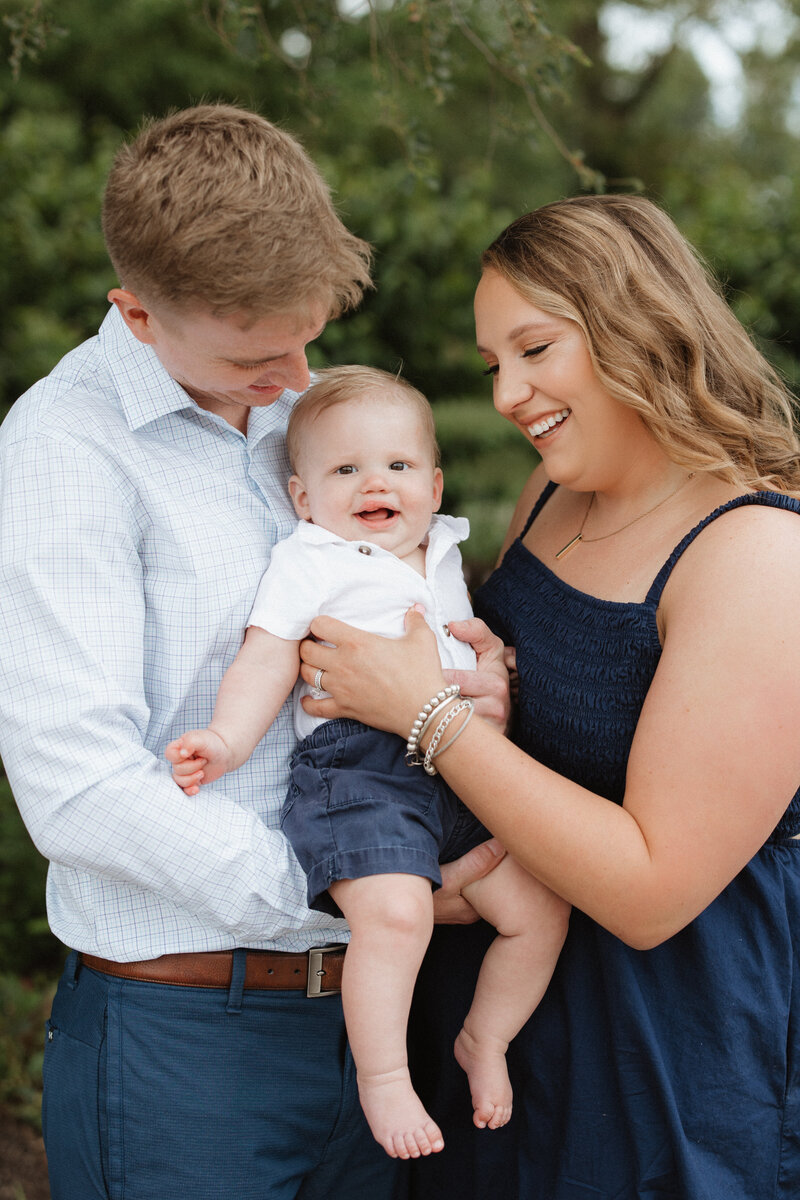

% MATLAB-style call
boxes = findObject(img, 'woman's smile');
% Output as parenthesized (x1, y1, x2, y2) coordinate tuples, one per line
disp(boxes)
(527, 408, 571, 440)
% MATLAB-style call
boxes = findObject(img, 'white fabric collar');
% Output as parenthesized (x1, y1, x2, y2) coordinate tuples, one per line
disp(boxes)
(294, 513, 470, 562)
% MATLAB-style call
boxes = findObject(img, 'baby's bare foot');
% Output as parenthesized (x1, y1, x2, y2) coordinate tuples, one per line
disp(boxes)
(358, 1067, 444, 1159)
(454, 1027, 513, 1130)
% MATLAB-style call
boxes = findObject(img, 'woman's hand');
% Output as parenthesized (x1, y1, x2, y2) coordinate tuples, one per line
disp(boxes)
(433, 838, 508, 923)
(299, 608, 448, 736)
(444, 618, 511, 730)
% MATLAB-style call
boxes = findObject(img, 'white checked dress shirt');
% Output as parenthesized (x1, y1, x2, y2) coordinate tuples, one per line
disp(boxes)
(0, 305, 348, 958)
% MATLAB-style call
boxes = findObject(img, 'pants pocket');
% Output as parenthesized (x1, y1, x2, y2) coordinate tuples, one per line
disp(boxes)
(42, 1007, 109, 1200)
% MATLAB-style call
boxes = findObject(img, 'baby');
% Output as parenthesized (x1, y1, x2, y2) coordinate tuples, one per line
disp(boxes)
(166, 366, 568, 1159)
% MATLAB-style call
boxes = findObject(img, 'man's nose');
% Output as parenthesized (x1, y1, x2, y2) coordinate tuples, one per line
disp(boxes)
(257, 351, 310, 394)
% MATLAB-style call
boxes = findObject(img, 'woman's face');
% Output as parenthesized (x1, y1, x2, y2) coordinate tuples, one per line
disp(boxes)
(474, 269, 653, 493)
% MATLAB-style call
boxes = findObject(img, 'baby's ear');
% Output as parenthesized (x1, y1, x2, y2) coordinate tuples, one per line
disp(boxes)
(288, 475, 312, 521)
(432, 466, 444, 512)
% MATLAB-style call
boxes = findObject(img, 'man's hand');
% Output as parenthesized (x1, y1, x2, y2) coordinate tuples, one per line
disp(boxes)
(434, 838, 507, 923)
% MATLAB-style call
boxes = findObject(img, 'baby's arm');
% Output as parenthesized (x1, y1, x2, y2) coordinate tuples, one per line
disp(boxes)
(166, 626, 300, 794)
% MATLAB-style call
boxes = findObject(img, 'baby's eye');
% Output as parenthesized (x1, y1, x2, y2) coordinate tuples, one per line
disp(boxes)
(335, 465, 357, 475)
(389, 461, 409, 471)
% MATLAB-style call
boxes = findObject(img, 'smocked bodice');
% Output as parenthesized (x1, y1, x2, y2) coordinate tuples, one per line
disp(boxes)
(474, 485, 800, 839)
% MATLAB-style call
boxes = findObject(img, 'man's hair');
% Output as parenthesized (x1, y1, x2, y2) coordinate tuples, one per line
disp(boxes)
(482, 194, 800, 493)
(286, 365, 440, 473)
(102, 104, 372, 319)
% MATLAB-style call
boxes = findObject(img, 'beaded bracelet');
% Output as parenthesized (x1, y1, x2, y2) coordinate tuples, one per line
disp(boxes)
(422, 698, 474, 775)
(405, 685, 460, 766)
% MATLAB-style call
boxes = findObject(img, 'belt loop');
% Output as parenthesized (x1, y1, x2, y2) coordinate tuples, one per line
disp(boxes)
(226, 948, 247, 1014)
(65, 950, 81, 990)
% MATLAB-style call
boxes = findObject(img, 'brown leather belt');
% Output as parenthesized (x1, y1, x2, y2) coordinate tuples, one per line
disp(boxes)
(81, 945, 346, 997)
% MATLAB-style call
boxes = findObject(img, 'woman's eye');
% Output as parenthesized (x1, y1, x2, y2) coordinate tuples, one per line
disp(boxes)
(523, 344, 550, 359)
(335, 465, 356, 475)
(481, 364, 499, 377)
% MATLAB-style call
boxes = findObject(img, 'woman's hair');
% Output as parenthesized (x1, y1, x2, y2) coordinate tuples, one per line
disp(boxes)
(286, 365, 440, 473)
(481, 194, 800, 492)
(102, 104, 372, 320)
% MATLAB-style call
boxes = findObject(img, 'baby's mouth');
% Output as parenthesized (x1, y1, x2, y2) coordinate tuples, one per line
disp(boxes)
(356, 507, 398, 526)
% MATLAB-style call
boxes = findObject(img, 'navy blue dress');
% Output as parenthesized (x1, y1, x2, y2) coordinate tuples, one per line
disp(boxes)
(399, 487, 800, 1200)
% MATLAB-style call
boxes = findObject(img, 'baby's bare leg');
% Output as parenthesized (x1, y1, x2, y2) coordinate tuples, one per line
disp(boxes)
(456, 858, 570, 1130)
(329, 873, 444, 1160)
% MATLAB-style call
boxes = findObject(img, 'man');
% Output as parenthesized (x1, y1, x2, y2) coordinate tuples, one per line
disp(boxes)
(0, 103, 381, 1200)
(0, 103, 505, 1200)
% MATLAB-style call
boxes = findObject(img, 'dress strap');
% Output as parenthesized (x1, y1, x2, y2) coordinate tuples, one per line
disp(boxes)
(645, 490, 800, 609)
(519, 480, 558, 539)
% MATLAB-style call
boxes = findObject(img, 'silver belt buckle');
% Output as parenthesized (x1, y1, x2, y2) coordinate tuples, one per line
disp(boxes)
(306, 943, 347, 997)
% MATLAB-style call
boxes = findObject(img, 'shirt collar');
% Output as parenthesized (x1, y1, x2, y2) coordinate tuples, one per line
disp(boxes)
(99, 305, 299, 440)
(293, 512, 470, 556)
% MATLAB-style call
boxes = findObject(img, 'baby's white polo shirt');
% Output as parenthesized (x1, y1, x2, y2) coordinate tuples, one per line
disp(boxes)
(247, 514, 477, 740)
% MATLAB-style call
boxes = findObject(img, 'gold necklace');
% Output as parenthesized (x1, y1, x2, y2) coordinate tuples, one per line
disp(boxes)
(555, 473, 695, 560)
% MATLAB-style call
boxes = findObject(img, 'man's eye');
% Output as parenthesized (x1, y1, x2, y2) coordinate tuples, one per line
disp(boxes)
(389, 461, 409, 471)
(335, 465, 356, 475)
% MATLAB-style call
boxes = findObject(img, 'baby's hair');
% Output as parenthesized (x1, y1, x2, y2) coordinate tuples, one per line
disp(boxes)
(287, 365, 440, 472)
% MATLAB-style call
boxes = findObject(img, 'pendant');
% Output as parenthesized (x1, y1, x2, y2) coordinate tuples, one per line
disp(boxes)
(555, 533, 582, 560)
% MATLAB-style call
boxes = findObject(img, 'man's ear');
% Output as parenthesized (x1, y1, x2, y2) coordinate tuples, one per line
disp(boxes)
(288, 475, 312, 522)
(108, 288, 158, 346)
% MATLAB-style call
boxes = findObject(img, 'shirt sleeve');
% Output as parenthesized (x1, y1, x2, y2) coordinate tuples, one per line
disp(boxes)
(0, 434, 313, 944)
(247, 535, 322, 640)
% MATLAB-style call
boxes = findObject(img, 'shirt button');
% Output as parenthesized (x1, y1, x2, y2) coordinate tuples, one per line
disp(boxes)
(442, 625, 451, 636)
(358, 545, 372, 555)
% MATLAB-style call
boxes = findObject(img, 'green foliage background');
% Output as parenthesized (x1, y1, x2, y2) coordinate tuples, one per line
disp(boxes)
(3, 0, 800, 1128)
(3, 0, 800, 559)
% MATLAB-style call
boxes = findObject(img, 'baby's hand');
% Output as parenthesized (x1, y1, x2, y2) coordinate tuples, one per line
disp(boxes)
(165, 729, 232, 795)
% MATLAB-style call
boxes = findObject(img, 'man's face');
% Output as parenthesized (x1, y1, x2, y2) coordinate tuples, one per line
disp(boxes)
(120, 295, 329, 432)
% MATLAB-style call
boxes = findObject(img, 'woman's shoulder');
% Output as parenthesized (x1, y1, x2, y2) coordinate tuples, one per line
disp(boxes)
(662, 490, 800, 614)
(681, 490, 800, 554)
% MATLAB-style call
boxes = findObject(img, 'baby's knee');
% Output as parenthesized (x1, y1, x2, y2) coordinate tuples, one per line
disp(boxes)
(349, 876, 433, 941)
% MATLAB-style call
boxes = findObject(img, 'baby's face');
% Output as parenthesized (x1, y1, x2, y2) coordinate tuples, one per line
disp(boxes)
(288, 393, 443, 563)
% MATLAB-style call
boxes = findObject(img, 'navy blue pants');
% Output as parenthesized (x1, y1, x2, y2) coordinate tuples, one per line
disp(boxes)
(42, 951, 398, 1200)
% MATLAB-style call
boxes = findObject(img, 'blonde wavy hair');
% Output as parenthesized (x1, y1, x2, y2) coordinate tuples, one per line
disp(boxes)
(103, 104, 372, 320)
(481, 194, 800, 493)
(286, 365, 439, 473)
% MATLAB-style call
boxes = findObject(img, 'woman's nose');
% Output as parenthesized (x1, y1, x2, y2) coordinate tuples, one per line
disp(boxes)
(493, 364, 531, 418)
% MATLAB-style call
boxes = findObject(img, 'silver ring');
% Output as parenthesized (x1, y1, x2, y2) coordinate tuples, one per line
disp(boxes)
(313, 668, 325, 692)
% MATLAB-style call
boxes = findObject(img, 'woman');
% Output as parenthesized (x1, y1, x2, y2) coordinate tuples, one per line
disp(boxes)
(299, 195, 800, 1198)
